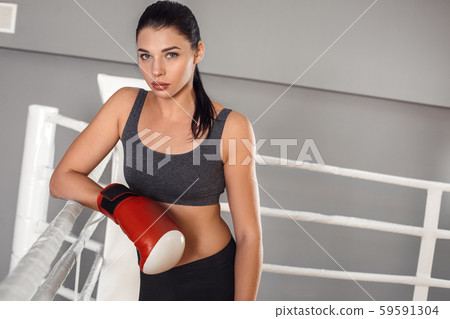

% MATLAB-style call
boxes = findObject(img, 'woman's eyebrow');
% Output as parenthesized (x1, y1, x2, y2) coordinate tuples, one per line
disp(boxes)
(137, 46, 181, 53)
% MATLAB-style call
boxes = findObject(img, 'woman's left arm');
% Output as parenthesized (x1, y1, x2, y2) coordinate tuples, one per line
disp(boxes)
(223, 111, 263, 301)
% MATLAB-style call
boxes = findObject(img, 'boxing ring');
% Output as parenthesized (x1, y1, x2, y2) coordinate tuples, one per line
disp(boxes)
(0, 74, 450, 301)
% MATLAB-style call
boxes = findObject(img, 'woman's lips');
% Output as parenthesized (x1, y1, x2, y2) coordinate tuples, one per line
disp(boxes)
(151, 82, 169, 91)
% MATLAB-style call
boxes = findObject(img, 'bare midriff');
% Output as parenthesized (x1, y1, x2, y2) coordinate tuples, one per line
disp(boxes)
(155, 201, 232, 266)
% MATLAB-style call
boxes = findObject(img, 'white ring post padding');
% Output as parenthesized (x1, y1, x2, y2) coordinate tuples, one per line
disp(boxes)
(97, 73, 150, 104)
(95, 74, 152, 301)
(11, 105, 58, 270)
(46, 113, 88, 133)
(96, 142, 140, 301)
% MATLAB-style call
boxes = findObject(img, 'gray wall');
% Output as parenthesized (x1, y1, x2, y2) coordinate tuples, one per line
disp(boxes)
(3, 0, 449, 107)
(191, 0, 450, 108)
(1, 0, 450, 300)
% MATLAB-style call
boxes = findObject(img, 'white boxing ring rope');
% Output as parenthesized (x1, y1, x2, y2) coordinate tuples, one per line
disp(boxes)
(31, 212, 105, 301)
(0, 201, 85, 300)
(0, 104, 450, 300)
(0, 105, 113, 300)
(248, 155, 450, 300)
(0, 154, 110, 300)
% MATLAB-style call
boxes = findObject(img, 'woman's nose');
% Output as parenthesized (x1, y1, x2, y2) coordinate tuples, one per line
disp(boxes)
(151, 59, 165, 77)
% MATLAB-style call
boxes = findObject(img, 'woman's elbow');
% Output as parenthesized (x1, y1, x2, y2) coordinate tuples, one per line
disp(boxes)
(236, 231, 262, 246)
(49, 170, 64, 199)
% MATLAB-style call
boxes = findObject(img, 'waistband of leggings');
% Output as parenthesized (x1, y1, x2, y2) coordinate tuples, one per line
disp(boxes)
(167, 236, 236, 274)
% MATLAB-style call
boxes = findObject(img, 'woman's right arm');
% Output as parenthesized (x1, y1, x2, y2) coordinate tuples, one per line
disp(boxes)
(49, 87, 136, 211)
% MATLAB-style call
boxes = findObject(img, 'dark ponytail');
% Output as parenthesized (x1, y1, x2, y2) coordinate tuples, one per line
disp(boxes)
(136, 0, 216, 140)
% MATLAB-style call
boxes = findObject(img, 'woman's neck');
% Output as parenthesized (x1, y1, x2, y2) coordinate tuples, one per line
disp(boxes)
(149, 85, 196, 122)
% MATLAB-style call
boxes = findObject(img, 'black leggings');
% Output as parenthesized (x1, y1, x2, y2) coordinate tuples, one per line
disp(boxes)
(138, 237, 236, 301)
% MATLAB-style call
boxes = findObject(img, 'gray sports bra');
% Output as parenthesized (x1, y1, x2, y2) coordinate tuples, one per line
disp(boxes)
(121, 88, 232, 206)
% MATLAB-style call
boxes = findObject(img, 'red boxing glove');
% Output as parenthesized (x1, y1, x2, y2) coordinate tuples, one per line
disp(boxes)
(97, 183, 185, 274)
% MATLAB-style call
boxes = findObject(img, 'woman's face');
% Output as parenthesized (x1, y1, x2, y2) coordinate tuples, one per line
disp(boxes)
(137, 26, 203, 99)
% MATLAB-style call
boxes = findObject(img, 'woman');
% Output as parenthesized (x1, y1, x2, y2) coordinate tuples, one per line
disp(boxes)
(50, 1, 262, 301)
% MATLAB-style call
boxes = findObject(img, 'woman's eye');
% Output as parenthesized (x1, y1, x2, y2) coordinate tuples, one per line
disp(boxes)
(167, 52, 178, 59)
(140, 54, 151, 60)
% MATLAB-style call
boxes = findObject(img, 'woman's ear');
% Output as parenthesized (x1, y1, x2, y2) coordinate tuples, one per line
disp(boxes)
(194, 41, 205, 64)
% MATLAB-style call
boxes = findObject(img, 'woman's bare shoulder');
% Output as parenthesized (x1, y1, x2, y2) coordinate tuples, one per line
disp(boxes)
(211, 100, 249, 130)
(222, 108, 252, 138)
(105, 86, 140, 112)
(213, 101, 246, 122)
(104, 86, 141, 135)
(219, 107, 254, 166)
